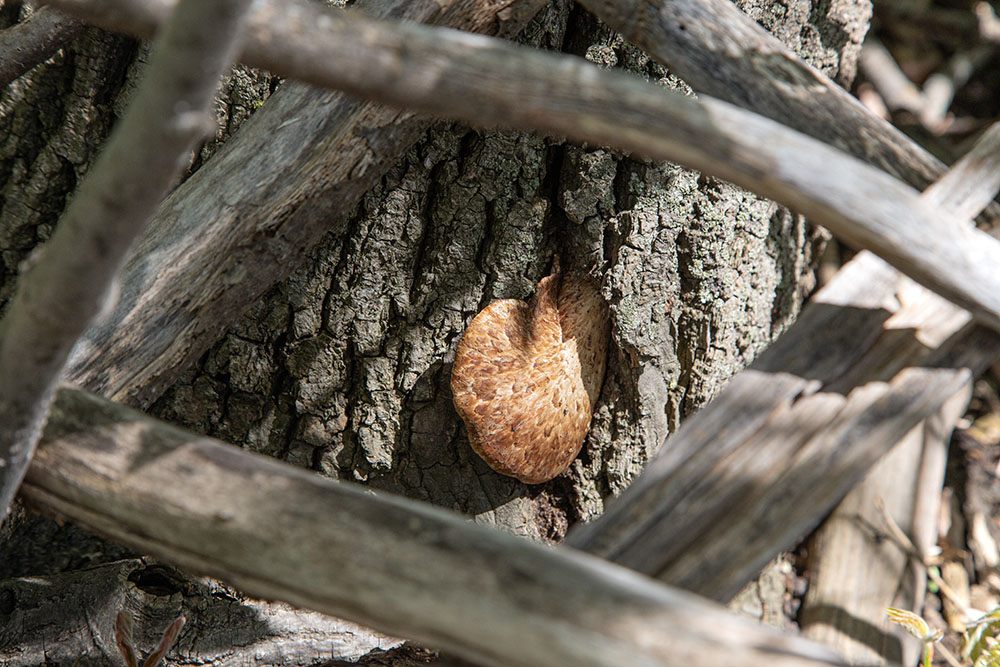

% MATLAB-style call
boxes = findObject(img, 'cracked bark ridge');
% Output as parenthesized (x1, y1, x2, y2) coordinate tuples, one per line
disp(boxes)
(452, 272, 609, 484)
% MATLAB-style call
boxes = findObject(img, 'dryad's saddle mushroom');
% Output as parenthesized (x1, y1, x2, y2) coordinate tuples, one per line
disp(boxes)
(451, 272, 610, 484)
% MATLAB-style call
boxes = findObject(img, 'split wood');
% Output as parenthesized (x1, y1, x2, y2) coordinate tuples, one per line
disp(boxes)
(798, 123, 1000, 665)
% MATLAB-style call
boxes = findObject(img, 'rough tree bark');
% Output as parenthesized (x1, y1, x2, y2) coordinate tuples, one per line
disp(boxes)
(150, 0, 866, 533)
(0, 0, 873, 664)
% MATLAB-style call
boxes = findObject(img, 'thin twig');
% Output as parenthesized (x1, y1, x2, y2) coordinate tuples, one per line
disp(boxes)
(919, 47, 991, 133)
(938, 642, 965, 667)
(977, 2, 1000, 44)
(0, 0, 251, 517)
(873, 497, 973, 667)
(860, 38, 924, 114)
(860, 37, 990, 134)
(0, 6, 84, 87)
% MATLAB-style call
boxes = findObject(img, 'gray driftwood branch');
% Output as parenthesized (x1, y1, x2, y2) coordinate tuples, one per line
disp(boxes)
(0, 0, 250, 517)
(0, 6, 84, 87)
(21, 386, 846, 667)
(40, 0, 1000, 350)
(574, 0, 943, 191)
(46, 0, 548, 407)
(566, 123, 1000, 599)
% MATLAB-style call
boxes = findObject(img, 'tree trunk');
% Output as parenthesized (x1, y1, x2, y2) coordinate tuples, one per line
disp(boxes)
(150, 0, 862, 534)
(0, 0, 873, 663)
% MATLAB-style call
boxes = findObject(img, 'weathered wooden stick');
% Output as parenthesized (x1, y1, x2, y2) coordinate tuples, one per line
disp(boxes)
(574, 0, 942, 190)
(40, 0, 1000, 397)
(0, 6, 84, 87)
(798, 122, 1000, 665)
(567, 122, 1000, 601)
(21, 386, 847, 667)
(0, 0, 251, 517)
(26, 0, 1000, 613)
(48, 0, 547, 407)
(42, 0, 947, 201)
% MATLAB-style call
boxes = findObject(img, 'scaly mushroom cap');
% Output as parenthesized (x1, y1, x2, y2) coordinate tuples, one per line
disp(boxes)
(451, 273, 610, 484)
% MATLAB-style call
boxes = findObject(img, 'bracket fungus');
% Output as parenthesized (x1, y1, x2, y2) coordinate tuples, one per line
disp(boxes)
(451, 272, 610, 484)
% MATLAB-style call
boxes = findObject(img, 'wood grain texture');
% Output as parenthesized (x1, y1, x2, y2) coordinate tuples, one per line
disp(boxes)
(21, 386, 847, 667)
(451, 274, 609, 483)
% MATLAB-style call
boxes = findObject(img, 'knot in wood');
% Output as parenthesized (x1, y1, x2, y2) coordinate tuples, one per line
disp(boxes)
(451, 273, 609, 484)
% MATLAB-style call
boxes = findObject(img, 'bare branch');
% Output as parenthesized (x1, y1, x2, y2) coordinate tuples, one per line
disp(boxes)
(51, 0, 547, 407)
(22, 386, 846, 667)
(39, 0, 1000, 398)
(0, 6, 84, 88)
(859, 39, 924, 115)
(38, 0, 951, 206)
(922, 122, 1000, 219)
(0, 0, 251, 517)
(861, 38, 991, 134)
(566, 120, 1000, 600)
(572, 0, 948, 196)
